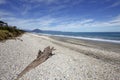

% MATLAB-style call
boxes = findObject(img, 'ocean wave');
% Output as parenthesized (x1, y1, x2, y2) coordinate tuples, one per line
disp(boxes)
(38, 33, 120, 44)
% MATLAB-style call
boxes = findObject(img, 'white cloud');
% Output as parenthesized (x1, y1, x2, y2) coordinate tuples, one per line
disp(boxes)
(21, 0, 83, 5)
(9, 0, 83, 16)
(1, 14, 120, 32)
(39, 18, 55, 26)
(108, 1, 120, 8)
(79, 19, 94, 24)
(91, 15, 120, 27)
(1, 16, 56, 30)
(21, 4, 32, 15)
(40, 15, 120, 31)
(0, 10, 13, 18)
(12, 0, 61, 15)
(21, 0, 59, 4)
(0, 0, 6, 4)
(40, 19, 95, 31)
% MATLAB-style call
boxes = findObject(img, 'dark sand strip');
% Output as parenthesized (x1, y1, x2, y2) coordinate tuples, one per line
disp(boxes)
(49, 36, 120, 53)
(39, 35, 120, 65)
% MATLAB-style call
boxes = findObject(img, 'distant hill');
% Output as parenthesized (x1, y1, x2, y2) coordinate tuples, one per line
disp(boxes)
(32, 29, 43, 33)
(31, 29, 63, 34)
(30, 29, 75, 35)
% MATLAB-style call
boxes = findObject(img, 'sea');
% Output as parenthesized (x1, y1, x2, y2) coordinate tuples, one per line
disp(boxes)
(38, 32, 120, 44)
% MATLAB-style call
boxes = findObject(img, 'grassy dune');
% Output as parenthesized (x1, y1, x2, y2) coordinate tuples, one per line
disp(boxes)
(0, 26, 24, 41)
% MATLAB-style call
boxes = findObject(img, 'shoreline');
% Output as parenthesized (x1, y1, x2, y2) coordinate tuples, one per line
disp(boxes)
(37, 33, 120, 53)
(0, 33, 120, 80)
(38, 34, 120, 65)
(38, 33, 120, 44)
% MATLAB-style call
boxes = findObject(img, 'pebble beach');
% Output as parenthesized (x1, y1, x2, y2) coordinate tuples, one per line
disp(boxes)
(0, 33, 120, 80)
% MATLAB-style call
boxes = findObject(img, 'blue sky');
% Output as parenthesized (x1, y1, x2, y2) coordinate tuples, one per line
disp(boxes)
(0, 0, 120, 32)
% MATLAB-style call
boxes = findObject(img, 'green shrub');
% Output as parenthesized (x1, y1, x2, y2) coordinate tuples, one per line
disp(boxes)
(0, 26, 25, 41)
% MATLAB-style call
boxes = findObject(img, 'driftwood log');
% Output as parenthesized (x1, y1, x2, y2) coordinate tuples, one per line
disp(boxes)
(16, 46, 55, 80)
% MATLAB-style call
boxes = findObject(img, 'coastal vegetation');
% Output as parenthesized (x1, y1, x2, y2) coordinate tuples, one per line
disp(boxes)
(0, 20, 24, 41)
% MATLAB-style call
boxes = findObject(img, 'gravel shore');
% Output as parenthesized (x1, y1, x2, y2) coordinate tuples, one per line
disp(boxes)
(0, 33, 120, 80)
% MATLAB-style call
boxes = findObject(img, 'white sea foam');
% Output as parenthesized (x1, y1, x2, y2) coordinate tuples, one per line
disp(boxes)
(38, 33, 120, 44)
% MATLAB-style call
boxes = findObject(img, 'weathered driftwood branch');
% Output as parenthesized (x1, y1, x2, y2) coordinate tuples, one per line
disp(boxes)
(16, 46, 55, 80)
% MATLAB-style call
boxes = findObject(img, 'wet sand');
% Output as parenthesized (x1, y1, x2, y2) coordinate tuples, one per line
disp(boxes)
(49, 35, 120, 53)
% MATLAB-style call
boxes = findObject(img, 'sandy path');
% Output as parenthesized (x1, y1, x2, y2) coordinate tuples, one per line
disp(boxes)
(0, 33, 120, 80)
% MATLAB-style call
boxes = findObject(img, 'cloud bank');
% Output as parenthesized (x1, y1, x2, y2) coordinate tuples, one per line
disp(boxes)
(0, 0, 120, 32)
